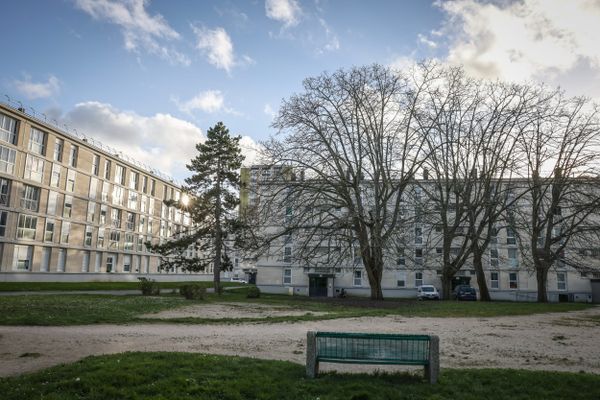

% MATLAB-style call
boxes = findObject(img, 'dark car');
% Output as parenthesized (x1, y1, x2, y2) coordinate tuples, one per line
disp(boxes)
(453, 285, 477, 301)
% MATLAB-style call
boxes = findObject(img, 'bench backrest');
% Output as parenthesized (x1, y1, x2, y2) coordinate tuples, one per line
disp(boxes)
(315, 332, 431, 365)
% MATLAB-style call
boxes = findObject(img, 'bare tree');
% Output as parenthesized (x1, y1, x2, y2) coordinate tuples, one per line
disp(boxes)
(511, 93, 600, 302)
(258, 64, 436, 300)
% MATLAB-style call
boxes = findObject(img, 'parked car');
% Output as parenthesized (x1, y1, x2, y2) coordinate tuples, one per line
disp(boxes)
(417, 285, 440, 300)
(229, 277, 247, 284)
(453, 285, 477, 301)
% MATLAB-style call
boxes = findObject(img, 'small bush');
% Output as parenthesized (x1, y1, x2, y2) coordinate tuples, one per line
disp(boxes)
(138, 278, 160, 296)
(246, 286, 261, 299)
(180, 284, 205, 300)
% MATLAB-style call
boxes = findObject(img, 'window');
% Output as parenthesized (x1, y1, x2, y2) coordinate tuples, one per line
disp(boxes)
(68, 144, 78, 167)
(89, 177, 98, 200)
(104, 160, 111, 180)
(490, 227, 498, 245)
(29, 127, 46, 155)
(21, 184, 40, 211)
(0, 178, 11, 206)
(40, 247, 51, 272)
(100, 204, 107, 225)
(150, 179, 156, 196)
(507, 248, 518, 267)
(140, 195, 147, 213)
(283, 268, 292, 285)
(138, 216, 145, 233)
(509, 272, 518, 289)
(92, 154, 100, 176)
(111, 208, 122, 228)
(0, 112, 17, 144)
(56, 249, 66, 272)
(149, 198, 154, 215)
(159, 220, 166, 237)
(129, 171, 138, 190)
(415, 272, 423, 287)
(50, 163, 61, 187)
(415, 248, 423, 265)
(17, 214, 37, 240)
(123, 254, 132, 272)
(124, 233, 134, 250)
(147, 218, 153, 235)
(490, 248, 499, 267)
(142, 176, 148, 193)
(109, 230, 120, 249)
(101, 181, 110, 202)
(115, 165, 125, 185)
(112, 185, 124, 206)
(0, 211, 7, 236)
(44, 218, 55, 242)
(557, 272, 567, 291)
(490, 271, 499, 289)
(396, 271, 406, 287)
(61, 221, 70, 243)
(506, 227, 516, 245)
(13, 245, 32, 271)
(126, 212, 135, 230)
(106, 255, 114, 273)
(285, 206, 292, 223)
(0, 145, 16, 174)
(82, 251, 90, 272)
(84, 226, 93, 246)
(353, 270, 363, 286)
(66, 169, 76, 192)
(63, 195, 73, 218)
(54, 138, 63, 161)
(87, 202, 95, 222)
(283, 246, 292, 263)
(128, 190, 138, 209)
(414, 227, 422, 245)
(97, 227, 105, 248)
(24, 154, 44, 183)
(47, 191, 58, 215)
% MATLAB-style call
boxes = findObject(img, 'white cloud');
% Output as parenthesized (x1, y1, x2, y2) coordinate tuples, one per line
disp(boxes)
(173, 90, 239, 115)
(436, 0, 600, 83)
(74, 0, 189, 66)
(318, 18, 339, 53)
(239, 135, 262, 167)
(63, 101, 204, 179)
(417, 33, 437, 49)
(192, 25, 236, 73)
(265, 0, 302, 28)
(263, 103, 276, 119)
(14, 75, 60, 100)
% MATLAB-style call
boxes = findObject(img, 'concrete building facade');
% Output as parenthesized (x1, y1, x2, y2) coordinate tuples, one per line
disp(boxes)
(0, 102, 211, 282)
(241, 165, 598, 302)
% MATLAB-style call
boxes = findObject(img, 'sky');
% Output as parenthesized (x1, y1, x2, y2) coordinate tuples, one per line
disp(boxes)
(2, 0, 600, 181)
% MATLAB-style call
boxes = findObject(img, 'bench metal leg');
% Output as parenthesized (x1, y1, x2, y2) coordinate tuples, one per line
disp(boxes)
(425, 335, 440, 384)
(306, 331, 319, 378)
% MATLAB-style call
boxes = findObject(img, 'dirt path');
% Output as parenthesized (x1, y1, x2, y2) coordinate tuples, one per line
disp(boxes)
(1, 306, 599, 377)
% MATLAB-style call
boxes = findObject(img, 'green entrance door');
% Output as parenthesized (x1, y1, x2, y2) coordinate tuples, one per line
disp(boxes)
(309, 276, 328, 297)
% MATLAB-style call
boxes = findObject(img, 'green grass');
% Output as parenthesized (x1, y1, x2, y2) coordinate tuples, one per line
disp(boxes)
(0, 288, 593, 326)
(1, 352, 599, 399)
(0, 281, 235, 292)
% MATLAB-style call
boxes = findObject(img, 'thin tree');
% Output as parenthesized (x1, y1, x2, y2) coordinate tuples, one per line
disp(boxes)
(148, 122, 245, 293)
(258, 64, 437, 300)
(511, 94, 600, 302)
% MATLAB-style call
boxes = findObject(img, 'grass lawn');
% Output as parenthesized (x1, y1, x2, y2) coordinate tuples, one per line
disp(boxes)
(1, 352, 599, 399)
(0, 281, 235, 292)
(0, 288, 594, 325)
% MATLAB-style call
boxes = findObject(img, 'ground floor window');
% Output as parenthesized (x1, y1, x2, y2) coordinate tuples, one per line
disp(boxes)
(106, 255, 115, 273)
(123, 254, 131, 272)
(353, 270, 362, 286)
(56, 249, 66, 272)
(509, 272, 518, 289)
(415, 272, 423, 287)
(490, 271, 499, 289)
(396, 271, 406, 287)
(557, 272, 567, 291)
(13, 245, 32, 271)
(283, 268, 292, 285)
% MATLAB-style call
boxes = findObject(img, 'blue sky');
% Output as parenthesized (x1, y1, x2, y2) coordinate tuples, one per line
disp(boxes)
(2, 0, 600, 180)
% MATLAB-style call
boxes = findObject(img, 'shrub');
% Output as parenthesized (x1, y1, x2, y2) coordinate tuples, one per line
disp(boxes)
(246, 286, 261, 299)
(138, 277, 160, 296)
(180, 284, 205, 300)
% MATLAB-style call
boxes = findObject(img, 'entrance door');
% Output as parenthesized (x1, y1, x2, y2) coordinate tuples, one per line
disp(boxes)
(309, 276, 328, 297)
(592, 279, 600, 304)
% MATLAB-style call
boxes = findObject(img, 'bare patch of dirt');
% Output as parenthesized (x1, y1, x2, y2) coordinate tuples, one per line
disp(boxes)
(141, 302, 330, 319)
(0, 305, 598, 377)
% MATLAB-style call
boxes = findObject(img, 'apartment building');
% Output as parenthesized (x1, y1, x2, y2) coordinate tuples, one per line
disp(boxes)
(0, 102, 207, 282)
(241, 165, 598, 302)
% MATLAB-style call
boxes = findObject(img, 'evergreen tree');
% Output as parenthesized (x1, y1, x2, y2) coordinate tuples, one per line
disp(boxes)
(148, 122, 245, 293)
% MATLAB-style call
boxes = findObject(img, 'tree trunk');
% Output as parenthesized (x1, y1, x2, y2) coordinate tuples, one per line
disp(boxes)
(536, 265, 549, 303)
(472, 251, 491, 301)
(214, 161, 222, 295)
(441, 272, 453, 300)
(364, 257, 384, 300)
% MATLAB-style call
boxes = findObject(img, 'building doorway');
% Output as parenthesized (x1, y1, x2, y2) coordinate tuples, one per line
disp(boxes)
(309, 276, 328, 297)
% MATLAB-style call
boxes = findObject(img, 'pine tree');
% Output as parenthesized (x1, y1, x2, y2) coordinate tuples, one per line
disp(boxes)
(148, 122, 245, 293)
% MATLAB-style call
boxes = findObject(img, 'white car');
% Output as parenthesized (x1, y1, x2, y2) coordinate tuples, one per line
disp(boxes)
(417, 285, 440, 300)
(229, 277, 247, 284)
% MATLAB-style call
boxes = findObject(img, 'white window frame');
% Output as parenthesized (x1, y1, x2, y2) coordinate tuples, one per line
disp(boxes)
(557, 272, 567, 291)
(509, 272, 518, 289)
(490, 271, 499, 289)
(415, 271, 423, 287)
(0, 145, 16, 175)
(353, 270, 363, 287)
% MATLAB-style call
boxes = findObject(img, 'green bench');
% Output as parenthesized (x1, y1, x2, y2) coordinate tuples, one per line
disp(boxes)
(306, 331, 440, 383)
